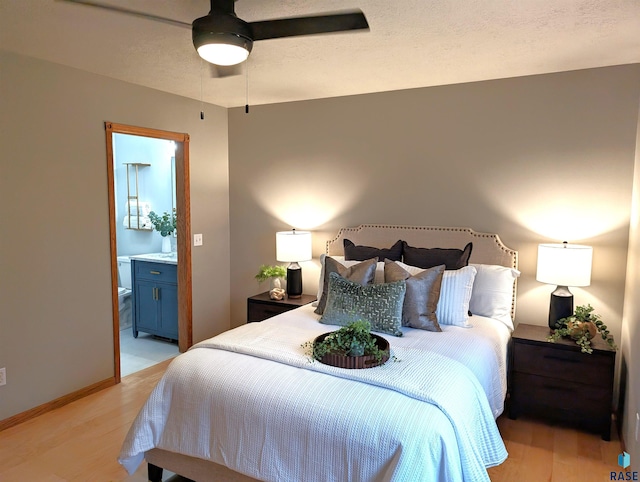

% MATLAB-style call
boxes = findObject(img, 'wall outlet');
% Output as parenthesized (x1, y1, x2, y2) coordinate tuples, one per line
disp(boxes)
(0, 367, 6, 386)
(194, 234, 203, 246)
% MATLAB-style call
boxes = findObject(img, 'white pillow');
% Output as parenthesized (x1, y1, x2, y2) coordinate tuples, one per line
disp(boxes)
(314, 255, 385, 306)
(396, 262, 477, 327)
(469, 264, 520, 330)
(437, 266, 477, 327)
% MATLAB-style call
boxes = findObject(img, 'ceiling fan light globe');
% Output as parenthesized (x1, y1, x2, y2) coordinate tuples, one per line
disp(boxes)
(197, 43, 249, 66)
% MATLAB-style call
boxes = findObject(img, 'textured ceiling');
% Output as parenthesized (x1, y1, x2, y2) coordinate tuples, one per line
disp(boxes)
(1, 0, 639, 108)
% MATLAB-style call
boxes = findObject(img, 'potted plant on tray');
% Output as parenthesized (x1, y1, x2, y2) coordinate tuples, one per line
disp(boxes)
(548, 304, 617, 354)
(302, 320, 391, 369)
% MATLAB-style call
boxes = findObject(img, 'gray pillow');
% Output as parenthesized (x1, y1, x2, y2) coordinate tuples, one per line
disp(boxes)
(314, 257, 377, 315)
(384, 260, 445, 331)
(320, 272, 406, 337)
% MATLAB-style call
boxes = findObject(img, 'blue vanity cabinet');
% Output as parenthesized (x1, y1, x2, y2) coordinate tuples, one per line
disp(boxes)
(131, 259, 178, 341)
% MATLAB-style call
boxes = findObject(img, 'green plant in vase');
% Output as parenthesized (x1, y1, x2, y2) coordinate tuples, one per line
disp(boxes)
(255, 265, 287, 299)
(149, 209, 177, 254)
(149, 210, 177, 237)
(255, 265, 287, 283)
(548, 304, 617, 354)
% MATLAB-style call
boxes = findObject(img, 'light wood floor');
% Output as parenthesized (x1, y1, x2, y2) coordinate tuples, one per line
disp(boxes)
(488, 415, 623, 482)
(0, 359, 624, 482)
(0, 360, 173, 482)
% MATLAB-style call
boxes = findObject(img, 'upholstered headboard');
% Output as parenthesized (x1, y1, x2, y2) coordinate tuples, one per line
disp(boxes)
(325, 224, 519, 318)
(326, 225, 517, 268)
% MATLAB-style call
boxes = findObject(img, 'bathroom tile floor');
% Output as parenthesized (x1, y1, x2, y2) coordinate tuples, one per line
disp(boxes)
(120, 328, 179, 377)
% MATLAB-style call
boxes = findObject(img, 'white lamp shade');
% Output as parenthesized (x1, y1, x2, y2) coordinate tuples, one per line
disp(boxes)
(536, 243, 593, 287)
(276, 230, 312, 263)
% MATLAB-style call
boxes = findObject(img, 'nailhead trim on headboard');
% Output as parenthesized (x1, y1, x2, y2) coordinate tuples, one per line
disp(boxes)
(325, 224, 519, 318)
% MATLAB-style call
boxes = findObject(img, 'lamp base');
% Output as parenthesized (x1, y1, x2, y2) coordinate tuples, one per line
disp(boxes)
(286, 263, 302, 299)
(548, 285, 574, 330)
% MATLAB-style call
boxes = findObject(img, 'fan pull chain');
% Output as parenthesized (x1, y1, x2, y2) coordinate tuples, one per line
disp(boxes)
(200, 59, 205, 120)
(245, 59, 250, 114)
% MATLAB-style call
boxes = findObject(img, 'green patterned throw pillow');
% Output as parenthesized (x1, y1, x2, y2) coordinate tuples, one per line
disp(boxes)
(320, 272, 406, 337)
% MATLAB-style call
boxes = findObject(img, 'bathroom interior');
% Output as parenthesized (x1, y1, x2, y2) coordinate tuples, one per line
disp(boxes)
(114, 133, 180, 376)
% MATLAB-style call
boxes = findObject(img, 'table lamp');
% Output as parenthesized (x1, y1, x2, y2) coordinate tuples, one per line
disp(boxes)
(276, 229, 312, 299)
(536, 242, 593, 329)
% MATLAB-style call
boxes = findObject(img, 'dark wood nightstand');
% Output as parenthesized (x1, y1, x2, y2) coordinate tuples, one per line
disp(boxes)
(508, 323, 616, 440)
(247, 292, 317, 323)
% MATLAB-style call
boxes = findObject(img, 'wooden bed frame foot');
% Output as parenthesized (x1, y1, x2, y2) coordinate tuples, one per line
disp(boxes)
(148, 462, 163, 482)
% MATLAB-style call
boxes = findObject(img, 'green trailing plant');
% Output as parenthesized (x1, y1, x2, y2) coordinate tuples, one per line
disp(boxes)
(548, 304, 617, 354)
(149, 210, 177, 237)
(255, 265, 287, 282)
(302, 320, 391, 363)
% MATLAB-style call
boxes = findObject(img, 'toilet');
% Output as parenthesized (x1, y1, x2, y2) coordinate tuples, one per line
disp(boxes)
(117, 256, 132, 330)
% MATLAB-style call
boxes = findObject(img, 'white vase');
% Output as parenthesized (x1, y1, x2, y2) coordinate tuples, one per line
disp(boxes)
(161, 236, 171, 253)
(269, 277, 285, 300)
(270, 278, 282, 290)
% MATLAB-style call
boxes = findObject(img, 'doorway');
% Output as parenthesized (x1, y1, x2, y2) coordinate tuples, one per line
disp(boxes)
(105, 122, 192, 383)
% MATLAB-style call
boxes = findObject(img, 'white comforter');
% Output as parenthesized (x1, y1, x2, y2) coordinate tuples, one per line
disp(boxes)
(119, 305, 509, 481)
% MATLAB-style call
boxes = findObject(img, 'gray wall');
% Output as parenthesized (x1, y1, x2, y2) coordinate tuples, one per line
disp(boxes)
(0, 51, 231, 421)
(229, 65, 640, 337)
(621, 103, 640, 469)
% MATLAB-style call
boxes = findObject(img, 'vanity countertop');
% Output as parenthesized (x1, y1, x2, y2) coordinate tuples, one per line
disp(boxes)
(130, 252, 177, 265)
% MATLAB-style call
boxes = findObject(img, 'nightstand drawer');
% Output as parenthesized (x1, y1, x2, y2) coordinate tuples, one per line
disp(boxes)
(512, 372, 612, 414)
(247, 292, 317, 323)
(513, 343, 613, 384)
(248, 302, 292, 322)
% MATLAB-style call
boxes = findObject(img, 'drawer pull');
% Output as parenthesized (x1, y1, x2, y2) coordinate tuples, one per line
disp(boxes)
(150, 270, 161, 275)
(543, 354, 579, 363)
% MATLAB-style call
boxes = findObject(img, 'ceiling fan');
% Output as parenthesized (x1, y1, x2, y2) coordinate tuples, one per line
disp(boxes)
(60, 0, 369, 67)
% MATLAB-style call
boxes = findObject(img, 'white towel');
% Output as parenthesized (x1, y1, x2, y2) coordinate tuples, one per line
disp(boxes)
(123, 216, 151, 229)
(123, 200, 151, 216)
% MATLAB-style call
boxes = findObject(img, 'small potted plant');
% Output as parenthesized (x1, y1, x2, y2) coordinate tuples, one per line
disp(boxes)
(302, 320, 391, 369)
(548, 304, 617, 354)
(149, 209, 177, 253)
(149, 210, 177, 236)
(149, 210, 177, 253)
(255, 265, 287, 299)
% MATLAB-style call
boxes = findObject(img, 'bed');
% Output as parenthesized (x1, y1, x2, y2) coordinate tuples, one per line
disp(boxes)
(119, 225, 519, 482)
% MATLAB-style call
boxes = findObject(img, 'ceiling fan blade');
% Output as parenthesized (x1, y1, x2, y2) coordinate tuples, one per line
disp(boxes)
(57, 0, 191, 29)
(250, 10, 369, 41)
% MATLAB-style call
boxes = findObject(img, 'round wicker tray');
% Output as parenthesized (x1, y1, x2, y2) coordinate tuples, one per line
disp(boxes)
(314, 332, 390, 369)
